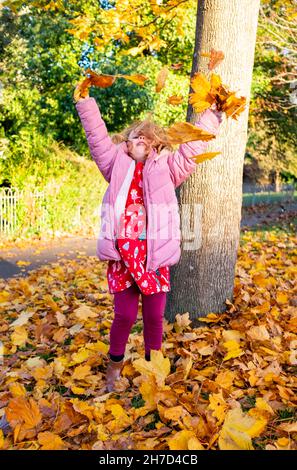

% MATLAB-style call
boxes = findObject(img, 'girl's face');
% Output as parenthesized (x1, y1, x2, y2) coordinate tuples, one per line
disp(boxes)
(127, 130, 153, 162)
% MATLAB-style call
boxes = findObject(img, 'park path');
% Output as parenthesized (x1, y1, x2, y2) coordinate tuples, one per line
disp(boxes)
(0, 236, 97, 280)
(0, 200, 295, 280)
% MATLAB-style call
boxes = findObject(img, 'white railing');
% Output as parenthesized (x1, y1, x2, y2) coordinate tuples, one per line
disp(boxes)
(0, 188, 46, 236)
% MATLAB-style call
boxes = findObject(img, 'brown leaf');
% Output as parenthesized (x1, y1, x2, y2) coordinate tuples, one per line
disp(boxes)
(166, 121, 215, 145)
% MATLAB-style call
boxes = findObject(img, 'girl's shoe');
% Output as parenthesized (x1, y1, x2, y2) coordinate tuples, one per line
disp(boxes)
(105, 358, 124, 392)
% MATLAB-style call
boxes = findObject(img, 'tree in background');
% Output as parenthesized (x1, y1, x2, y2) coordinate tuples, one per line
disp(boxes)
(246, 0, 297, 186)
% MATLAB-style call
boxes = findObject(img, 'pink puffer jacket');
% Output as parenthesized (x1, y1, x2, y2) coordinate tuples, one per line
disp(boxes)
(75, 97, 222, 272)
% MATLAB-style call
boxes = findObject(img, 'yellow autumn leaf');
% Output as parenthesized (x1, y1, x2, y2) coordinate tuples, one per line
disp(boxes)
(276, 292, 288, 304)
(155, 66, 169, 92)
(70, 385, 86, 395)
(11, 326, 28, 347)
(247, 325, 270, 341)
(86, 340, 109, 354)
(71, 348, 92, 364)
(0, 290, 10, 303)
(105, 404, 133, 433)
(189, 72, 213, 113)
(222, 340, 244, 362)
(117, 73, 148, 86)
(133, 350, 170, 387)
(167, 430, 204, 450)
(38, 431, 68, 450)
(0, 429, 4, 449)
(174, 312, 192, 333)
(190, 151, 221, 164)
(72, 364, 92, 380)
(219, 408, 267, 450)
(215, 371, 236, 390)
(208, 391, 228, 424)
(73, 305, 98, 321)
(139, 377, 159, 409)
(163, 406, 184, 422)
(9, 383, 27, 397)
(166, 121, 215, 145)
(167, 95, 183, 105)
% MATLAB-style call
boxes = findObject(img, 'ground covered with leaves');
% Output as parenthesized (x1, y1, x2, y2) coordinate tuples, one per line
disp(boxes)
(0, 227, 296, 450)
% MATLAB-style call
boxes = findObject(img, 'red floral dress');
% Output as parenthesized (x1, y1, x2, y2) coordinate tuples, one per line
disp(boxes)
(107, 160, 170, 295)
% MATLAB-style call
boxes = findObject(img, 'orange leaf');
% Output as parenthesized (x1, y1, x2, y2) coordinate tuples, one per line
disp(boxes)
(6, 397, 42, 429)
(208, 48, 225, 70)
(171, 63, 183, 70)
(167, 95, 184, 106)
(38, 431, 68, 450)
(86, 69, 116, 88)
(73, 77, 91, 102)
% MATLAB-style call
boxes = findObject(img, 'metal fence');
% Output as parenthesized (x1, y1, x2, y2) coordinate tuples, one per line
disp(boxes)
(0, 188, 46, 237)
(242, 183, 296, 206)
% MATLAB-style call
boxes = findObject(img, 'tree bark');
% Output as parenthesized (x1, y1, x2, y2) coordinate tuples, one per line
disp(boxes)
(165, 0, 260, 322)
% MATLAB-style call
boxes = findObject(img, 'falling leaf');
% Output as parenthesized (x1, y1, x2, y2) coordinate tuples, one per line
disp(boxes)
(156, 66, 169, 92)
(190, 151, 221, 164)
(166, 121, 215, 145)
(167, 95, 184, 105)
(117, 74, 148, 86)
(200, 48, 225, 70)
(171, 63, 183, 70)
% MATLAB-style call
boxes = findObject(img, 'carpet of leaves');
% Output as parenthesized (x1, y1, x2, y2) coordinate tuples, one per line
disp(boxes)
(0, 228, 296, 450)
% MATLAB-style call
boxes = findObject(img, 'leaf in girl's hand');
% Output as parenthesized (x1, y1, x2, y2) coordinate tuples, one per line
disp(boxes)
(190, 72, 246, 119)
(189, 72, 214, 112)
(166, 122, 215, 145)
(73, 77, 91, 102)
(190, 151, 221, 164)
(156, 66, 169, 92)
(167, 95, 184, 105)
(86, 69, 116, 88)
(221, 94, 246, 120)
(117, 74, 149, 86)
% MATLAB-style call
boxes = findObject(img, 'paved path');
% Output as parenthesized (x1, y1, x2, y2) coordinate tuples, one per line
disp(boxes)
(0, 236, 97, 280)
(0, 200, 295, 280)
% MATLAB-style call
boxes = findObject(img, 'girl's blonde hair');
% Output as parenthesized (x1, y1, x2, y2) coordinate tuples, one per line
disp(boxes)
(111, 117, 173, 154)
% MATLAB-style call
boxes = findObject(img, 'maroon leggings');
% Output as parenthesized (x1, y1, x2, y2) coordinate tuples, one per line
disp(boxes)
(108, 283, 167, 358)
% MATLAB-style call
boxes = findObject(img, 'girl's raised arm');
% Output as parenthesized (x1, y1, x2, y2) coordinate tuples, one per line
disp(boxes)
(167, 105, 223, 188)
(75, 97, 118, 183)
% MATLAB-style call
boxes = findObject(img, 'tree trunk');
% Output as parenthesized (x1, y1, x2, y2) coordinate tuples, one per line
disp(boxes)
(165, 0, 260, 322)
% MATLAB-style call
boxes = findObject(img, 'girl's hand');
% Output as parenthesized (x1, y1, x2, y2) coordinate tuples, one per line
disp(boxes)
(210, 102, 223, 122)
(73, 81, 90, 103)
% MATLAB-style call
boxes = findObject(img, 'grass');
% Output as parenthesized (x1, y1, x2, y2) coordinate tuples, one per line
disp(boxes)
(242, 190, 296, 207)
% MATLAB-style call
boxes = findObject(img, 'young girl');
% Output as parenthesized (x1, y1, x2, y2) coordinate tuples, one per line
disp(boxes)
(75, 94, 222, 392)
